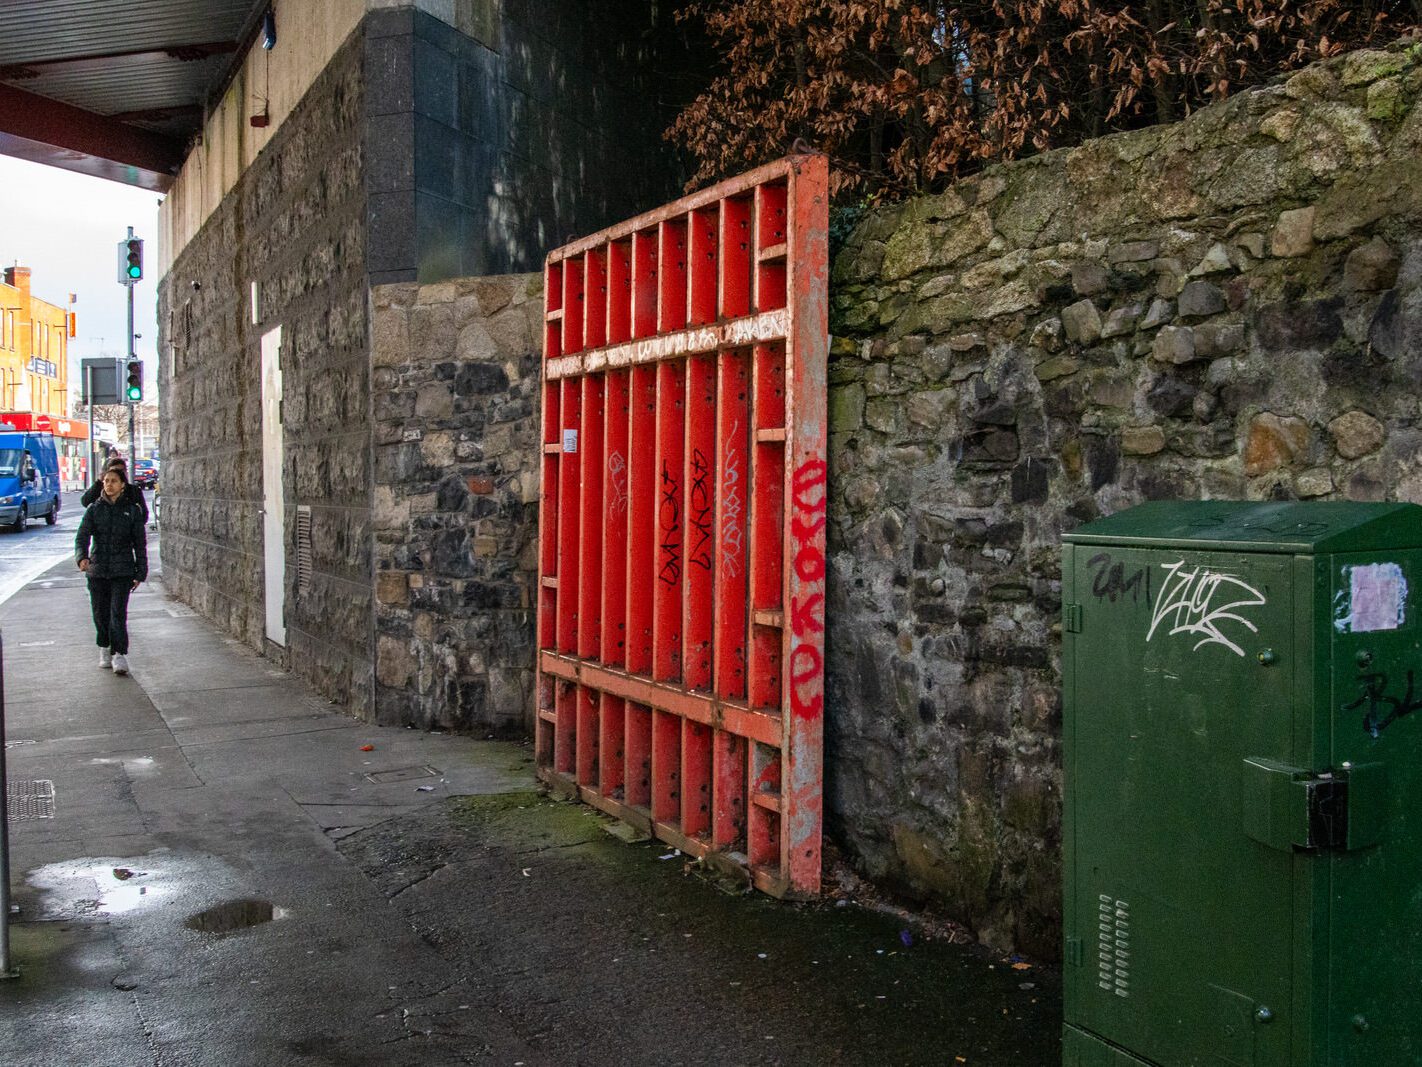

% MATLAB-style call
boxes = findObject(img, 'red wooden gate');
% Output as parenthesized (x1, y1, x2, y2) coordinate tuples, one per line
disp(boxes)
(536, 154, 828, 897)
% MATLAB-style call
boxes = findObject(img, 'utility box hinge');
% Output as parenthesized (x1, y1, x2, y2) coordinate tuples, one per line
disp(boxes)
(1065, 936, 1084, 967)
(1064, 604, 1083, 633)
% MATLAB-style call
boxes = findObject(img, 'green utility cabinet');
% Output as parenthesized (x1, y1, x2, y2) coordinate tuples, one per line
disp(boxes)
(1062, 500, 1422, 1067)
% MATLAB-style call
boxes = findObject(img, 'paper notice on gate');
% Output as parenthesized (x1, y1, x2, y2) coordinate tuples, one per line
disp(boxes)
(562, 429, 578, 453)
(1336, 562, 1408, 633)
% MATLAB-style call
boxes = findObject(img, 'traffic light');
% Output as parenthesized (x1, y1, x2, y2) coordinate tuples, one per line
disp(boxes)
(125, 360, 144, 402)
(117, 237, 143, 284)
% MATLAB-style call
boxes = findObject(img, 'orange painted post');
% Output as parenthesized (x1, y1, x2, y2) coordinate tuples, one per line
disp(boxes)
(537, 155, 829, 896)
(712, 729, 746, 849)
(653, 362, 684, 683)
(626, 367, 656, 676)
(608, 239, 631, 345)
(578, 375, 604, 663)
(584, 247, 607, 349)
(715, 349, 750, 700)
(556, 380, 581, 655)
(576, 685, 599, 787)
(599, 694, 626, 796)
(601, 370, 630, 666)
(652, 709, 680, 825)
(632, 229, 658, 339)
(683, 355, 716, 691)
(562, 253, 585, 354)
(682, 719, 712, 838)
(625, 701, 653, 809)
(780, 158, 829, 894)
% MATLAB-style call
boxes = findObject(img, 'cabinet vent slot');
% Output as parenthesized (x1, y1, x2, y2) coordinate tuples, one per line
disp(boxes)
(295, 506, 312, 596)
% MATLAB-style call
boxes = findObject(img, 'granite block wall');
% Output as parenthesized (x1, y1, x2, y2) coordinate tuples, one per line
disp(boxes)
(827, 42, 1422, 956)
(158, 29, 374, 714)
(364, 1, 691, 285)
(370, 273, 542, 733)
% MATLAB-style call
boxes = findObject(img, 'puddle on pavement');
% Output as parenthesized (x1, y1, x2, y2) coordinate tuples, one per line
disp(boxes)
(26, 856, 173, 918)
(89, 756, 158, 777)
(185, 899, 286, 936)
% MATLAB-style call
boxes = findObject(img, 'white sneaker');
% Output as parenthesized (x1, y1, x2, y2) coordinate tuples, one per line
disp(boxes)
(111, 653, 129, 676)
(99, 649, 112, 670)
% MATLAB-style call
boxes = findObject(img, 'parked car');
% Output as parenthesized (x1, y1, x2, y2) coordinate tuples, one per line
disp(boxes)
(133, 458, 159, 489)
(0, 430, 61, 530)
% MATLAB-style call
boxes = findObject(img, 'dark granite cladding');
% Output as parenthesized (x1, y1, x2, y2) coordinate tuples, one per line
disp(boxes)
(157, 30, 374, 716)
(365, 2, 691, 285)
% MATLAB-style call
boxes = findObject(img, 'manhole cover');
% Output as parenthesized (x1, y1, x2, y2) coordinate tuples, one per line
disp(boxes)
(185, 899, 280, 936)
(7, 779, 55, 820)
(365, 765, 440, 784)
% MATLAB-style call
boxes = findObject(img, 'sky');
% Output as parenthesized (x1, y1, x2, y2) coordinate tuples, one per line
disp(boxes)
(0, 154, 161, 400)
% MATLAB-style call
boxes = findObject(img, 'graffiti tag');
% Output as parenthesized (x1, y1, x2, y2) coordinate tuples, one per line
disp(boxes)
(658, 462, 681, 586)
(721, 421, 744, 579)
(789, 457, 828, 720)
(1087, 552, 1151, 605)
(688, 448, 713, 572)
(607, 451, 628, 516)
(1345, 670, 1422, 739)
(1145, 560, 1266, 657)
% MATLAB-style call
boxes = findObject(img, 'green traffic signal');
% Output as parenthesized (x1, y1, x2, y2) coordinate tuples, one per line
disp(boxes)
(118, 236, 143, 284)
(126, 384, 142, 401)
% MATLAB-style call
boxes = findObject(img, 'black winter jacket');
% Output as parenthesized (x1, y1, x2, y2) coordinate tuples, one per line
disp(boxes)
(75, 495, 149, 581)
(81, 479, 148, 522)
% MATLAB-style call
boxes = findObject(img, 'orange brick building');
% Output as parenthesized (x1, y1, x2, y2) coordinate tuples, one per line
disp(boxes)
(1, 266, 72, 417)
(0, 265, 87, 485)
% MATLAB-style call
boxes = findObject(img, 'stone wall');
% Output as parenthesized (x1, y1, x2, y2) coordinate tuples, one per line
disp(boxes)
(370, 273, 542, 733)
(158, 29, 375, 714)
(827, 42, 1422, 956)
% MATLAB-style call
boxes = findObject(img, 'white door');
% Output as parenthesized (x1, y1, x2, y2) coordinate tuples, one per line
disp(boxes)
(260, 326, 286, 646)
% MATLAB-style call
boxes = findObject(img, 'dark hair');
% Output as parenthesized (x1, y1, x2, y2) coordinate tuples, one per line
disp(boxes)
(102, 463, 129, 484)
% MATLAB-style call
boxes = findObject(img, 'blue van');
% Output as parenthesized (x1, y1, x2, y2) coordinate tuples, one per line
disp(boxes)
(0, 430, 61, 530)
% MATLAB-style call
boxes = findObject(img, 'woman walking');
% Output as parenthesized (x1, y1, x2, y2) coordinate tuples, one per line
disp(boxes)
(81, 457, 149, 522)
(75, 465, 148, 676)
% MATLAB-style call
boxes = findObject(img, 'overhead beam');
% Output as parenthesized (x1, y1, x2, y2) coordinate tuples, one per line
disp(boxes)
(0, 41, 237, 80)
(107, 104, 204, 125)
(0, 83, 181, 192)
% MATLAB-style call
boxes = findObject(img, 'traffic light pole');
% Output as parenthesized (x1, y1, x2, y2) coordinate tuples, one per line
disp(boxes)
(86, 363, 96, 485)
(126, 226, 136, 475)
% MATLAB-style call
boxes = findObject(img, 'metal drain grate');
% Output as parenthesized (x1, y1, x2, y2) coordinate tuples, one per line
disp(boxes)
(6, 779, 55, 821)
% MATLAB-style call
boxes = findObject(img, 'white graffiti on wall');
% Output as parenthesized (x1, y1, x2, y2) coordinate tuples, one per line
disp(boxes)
(607, 451, 628, 516)
(1146, 560, 1267, 657)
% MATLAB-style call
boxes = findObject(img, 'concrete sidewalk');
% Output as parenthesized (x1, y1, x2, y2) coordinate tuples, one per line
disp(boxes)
(0, 552, 1060, 1066)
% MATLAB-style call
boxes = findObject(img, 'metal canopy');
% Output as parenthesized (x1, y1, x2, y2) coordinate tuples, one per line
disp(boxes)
(0, 0, 267, 191)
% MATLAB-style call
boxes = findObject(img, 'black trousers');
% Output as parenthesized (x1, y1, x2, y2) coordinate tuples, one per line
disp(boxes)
(88, 576, 134, 655)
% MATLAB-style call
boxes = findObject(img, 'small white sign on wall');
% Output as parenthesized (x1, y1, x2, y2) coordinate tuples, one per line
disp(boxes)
(562, 429, 578, 454)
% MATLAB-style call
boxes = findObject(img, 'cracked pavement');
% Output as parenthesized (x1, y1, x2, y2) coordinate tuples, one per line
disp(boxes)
(0, 553, 1060, 1065)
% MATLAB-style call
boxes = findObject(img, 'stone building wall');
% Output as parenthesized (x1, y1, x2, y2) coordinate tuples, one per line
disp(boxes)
(158, 30, 375, 714)
(370, 274, 543, 733)
(827, 43, 1422, 956)
(158, 1, 695, 717)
